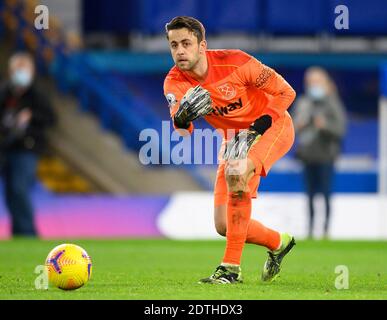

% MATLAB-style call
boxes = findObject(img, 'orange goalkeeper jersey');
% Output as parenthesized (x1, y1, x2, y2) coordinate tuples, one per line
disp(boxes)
(163, 49, 296, 136)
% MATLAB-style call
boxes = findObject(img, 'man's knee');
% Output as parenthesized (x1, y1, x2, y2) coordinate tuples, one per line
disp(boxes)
(225, 172, 248, 193)
(225, 158, 255, 193)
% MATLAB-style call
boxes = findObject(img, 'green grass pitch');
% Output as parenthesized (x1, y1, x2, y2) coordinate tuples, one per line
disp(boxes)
(0, 238, 386, 300)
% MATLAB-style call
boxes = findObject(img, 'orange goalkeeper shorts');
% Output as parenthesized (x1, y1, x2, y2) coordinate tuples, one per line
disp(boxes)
(214, 112, 295, 206)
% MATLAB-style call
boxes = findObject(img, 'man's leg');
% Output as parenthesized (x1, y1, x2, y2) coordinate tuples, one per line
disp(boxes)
(221, 158, 256, 266)
(210, 158, 295, 283)
(205, 114, 296, 283)
(200, 158, 256, 284)
(214, 204, 280, 251)
(241, 115, 295, 281)
(214, 160, 281, 251)
(4, 151, 38, 237)
(204, 156, 293, 284)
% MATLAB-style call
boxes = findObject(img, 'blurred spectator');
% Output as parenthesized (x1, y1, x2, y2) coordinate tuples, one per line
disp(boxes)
(293, 67, 346, 239)
(0, 52, 56, 237)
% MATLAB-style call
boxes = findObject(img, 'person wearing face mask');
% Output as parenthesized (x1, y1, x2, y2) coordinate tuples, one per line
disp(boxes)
(293, 67, 346, 239)
(0, 52, 56, 237)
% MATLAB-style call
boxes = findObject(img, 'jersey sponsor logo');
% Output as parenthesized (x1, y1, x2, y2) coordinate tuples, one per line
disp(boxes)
(210, 98, 243, 117)
(165, 93, 177, 108)
(217, 82, 236, 100)
(255, 66, 273, 88)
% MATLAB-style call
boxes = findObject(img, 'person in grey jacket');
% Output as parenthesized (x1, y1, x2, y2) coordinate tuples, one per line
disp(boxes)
(293, 67, 346, 239)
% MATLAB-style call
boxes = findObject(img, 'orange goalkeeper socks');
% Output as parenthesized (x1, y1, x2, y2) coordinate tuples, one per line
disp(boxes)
(222, 192, 251, 265)
(246, 219, 281, 251)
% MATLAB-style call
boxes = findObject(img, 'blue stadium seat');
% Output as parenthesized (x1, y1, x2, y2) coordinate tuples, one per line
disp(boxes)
(82, 0, 387, 36)
(138, 0, 201, 34)
(327, 0, 387, 35)
(82, 0, 136, 33)
(264, 0, 326, 35)
(202, 0, 262, 34)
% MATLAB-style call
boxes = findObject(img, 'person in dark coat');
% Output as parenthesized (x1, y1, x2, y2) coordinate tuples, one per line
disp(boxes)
(0, 52, 56, 237)
(293, 67, 346, 239)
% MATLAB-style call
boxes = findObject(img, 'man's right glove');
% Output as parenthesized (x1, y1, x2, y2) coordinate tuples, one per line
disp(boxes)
(223, 129, 262, 161)
(223, 115, 272, 161)
(174, 85, 213, 129)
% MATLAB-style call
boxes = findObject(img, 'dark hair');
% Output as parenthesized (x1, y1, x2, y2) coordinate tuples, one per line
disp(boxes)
(165, 16, 205, 43)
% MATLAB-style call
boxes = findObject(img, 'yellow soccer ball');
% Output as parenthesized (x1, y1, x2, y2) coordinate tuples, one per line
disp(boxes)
(45, 244, 92, 290)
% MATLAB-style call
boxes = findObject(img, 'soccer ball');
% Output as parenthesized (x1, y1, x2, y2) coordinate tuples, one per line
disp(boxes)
(45, 244, 92, 290)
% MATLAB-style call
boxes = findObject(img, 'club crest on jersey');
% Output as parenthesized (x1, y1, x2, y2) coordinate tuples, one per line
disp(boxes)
(165, 93, 177, 108)
(217, 83, 236, 100)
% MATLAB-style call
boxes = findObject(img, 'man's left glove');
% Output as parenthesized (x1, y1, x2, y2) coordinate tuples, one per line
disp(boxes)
(174, 85, 213, 128)
(223, 115, 272, 161)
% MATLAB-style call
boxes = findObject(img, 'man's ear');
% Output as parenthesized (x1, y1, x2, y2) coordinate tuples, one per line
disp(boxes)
(199, 40, 207, 54)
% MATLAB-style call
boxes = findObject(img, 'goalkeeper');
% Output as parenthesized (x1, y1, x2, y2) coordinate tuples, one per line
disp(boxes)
(163, 16, 296, 284)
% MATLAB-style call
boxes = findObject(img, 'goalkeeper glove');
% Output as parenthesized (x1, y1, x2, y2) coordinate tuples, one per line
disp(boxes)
(223, 115, 273, 161)
(174, 85, 212, 129)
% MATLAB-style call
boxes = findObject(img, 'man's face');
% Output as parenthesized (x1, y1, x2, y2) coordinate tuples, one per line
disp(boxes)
(168, 28, 205, 71)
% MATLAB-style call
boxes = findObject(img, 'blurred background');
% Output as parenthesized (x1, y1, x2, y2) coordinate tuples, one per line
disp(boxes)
(0, 0, 386, 240)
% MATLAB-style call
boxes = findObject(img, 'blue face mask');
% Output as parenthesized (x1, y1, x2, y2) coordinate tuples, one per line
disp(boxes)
(11, 69, 33, 88)
(307, 85, 326, 100)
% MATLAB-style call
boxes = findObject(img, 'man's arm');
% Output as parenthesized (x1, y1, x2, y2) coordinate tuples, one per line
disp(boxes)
(237, 56, 296, 122)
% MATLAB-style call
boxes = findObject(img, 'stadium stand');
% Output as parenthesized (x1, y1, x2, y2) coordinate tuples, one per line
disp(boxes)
(0, 0, 202, 193)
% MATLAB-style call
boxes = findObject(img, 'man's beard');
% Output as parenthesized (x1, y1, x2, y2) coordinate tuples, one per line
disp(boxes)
(177, 56, 200, 71)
